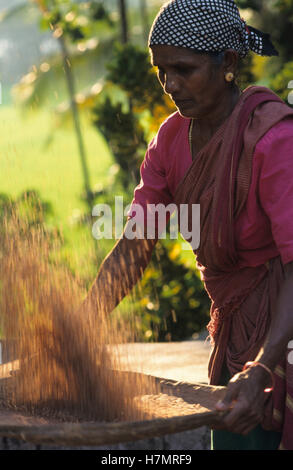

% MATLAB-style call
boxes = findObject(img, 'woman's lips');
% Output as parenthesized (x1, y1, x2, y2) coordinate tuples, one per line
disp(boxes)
(174, 99, 194, 108)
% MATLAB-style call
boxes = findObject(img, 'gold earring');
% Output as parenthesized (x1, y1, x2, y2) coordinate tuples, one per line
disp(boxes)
(225, 72, 234, 82)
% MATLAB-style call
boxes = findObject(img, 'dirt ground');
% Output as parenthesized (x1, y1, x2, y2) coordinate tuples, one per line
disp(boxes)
(111, 339, 212, 384)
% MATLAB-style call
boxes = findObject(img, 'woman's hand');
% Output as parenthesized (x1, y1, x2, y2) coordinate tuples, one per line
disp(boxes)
(214, 365, 271, 435)
(213, 261, 293, 436)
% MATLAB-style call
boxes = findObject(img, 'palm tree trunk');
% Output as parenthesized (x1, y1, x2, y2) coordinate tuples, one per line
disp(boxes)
(139, 0, 149, 44)
(58, 36, 93, 209)
(118, 0, 129, 44)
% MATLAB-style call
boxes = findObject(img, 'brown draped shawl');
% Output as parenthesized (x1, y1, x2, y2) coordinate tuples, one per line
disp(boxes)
(174, 85, 293, 448)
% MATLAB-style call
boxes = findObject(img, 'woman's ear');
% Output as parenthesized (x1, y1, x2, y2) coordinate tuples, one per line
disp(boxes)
(223, 49, 239, 76)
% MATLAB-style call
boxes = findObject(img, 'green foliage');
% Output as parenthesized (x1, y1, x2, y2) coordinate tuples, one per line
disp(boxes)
(272, 1, 293, 62)
(237, 53, 257, 90)
(92, 97, 146, 189)
(136, 241, 210, 342)
(236, 0, 293, 63)
(236, 0, 262, 10)
(270, 60, 293, 104)
(106, 43, 165, 111)
(39, 0, 113, 42)
(13, 0, 116, 109)
(89, 1, 113, 23)
(274, 0, 293, 14)
(92, 42, 169, 190)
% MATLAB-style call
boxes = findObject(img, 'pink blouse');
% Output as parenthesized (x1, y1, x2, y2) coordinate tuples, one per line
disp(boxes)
(129, 111, 293, 268)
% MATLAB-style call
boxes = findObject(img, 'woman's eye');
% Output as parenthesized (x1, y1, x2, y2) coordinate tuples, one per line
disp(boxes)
(176, 66, 192, 75)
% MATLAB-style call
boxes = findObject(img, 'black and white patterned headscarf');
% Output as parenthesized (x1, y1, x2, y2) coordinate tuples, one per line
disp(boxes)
(149, 0, 278, 58)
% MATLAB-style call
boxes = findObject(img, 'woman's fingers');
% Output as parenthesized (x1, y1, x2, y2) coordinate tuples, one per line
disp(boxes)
(216, 380, 240, 411)
(215, 389, 262, 434)
(213, 368, 267, 434)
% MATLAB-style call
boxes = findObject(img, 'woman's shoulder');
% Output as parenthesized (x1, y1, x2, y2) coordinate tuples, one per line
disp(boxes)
(253, 116, 293, 175)
(155, 111, 188, 142)
(256, 116, 293, 151)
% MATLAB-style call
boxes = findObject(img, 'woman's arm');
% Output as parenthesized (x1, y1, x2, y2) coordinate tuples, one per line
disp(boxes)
(80, 221, 157, 318)
(215, 261, 293, 435)
(255, 261, 293, 369)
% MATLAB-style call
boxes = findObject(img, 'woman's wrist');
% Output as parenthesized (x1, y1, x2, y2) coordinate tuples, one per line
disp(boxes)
(243, 361, 274, 392)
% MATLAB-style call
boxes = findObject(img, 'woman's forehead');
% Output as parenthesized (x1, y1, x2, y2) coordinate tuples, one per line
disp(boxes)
(150, 45, 209, 66)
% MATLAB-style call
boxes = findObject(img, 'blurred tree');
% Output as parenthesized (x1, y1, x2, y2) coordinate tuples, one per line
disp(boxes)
(270, 60, 293, 105)
(237, 53, 257, 90)
(134, 241, 210, 342)
(237, 0, 263, 10)
(93, 97, 146, 188)
(7, 0, 116, 211)
(92, 42, 174, 190)
(33, 0, 115, 209)
(270, 0, 293, 62)
(236, 0, 293, 62)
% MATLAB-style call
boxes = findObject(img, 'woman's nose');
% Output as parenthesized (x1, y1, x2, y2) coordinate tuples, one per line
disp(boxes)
(164, 72, 180, 95)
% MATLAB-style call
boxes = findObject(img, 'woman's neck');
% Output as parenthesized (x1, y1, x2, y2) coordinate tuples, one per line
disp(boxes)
(193, 85, 241, 137)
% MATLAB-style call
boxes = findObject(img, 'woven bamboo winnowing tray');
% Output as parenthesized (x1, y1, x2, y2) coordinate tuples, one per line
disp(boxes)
(0, 361, 226, 447)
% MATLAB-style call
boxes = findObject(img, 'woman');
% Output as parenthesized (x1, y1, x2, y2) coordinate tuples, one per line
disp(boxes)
(85, 0, 293, 450)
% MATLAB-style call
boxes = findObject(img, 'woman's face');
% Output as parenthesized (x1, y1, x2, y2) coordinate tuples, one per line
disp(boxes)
(150, 45, 231, 120)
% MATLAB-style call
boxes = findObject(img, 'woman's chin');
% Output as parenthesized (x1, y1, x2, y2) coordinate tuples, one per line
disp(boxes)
(175, 102, 200, 119)
(177, 108, 199, 119)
